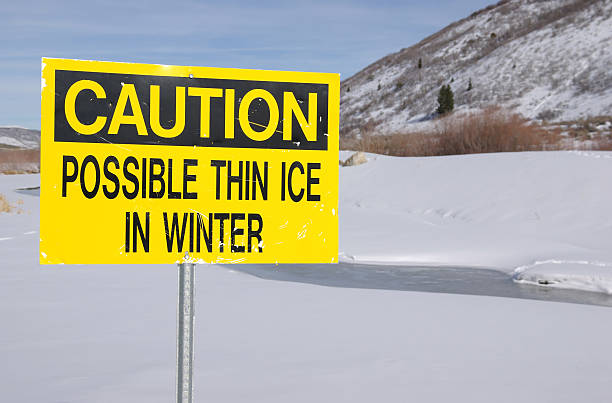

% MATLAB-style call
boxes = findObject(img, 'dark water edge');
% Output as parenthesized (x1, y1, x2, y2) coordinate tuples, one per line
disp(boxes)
(15, 186, 40, 196)
(224, 263, 612, 308)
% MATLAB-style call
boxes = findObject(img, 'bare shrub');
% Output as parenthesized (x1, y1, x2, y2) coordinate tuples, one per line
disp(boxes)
(358, 131, 438, 157)
(434, 107, 559, 155)
(0, 194, 22, 213)
(536, 109, 561, 121)
(0, 149, 40, 174)
(341, 127, 436, 157)
(590, 137, 612, 151)
(341, 107, 560, 156)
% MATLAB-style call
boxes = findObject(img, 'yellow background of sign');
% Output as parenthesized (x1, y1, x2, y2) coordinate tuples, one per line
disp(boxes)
(40, 58, 339, 264)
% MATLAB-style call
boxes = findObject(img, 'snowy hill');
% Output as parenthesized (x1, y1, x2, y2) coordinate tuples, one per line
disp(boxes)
(0, 127, 40, 149)
(340, 0, 612, 136)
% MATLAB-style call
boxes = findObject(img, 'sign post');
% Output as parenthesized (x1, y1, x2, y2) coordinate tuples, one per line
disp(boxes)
(177, 254, 195, 403)
(40, 58, 340, 400)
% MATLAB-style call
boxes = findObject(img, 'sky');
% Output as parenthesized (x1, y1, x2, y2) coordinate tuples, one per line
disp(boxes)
(1, 0, 494, 129)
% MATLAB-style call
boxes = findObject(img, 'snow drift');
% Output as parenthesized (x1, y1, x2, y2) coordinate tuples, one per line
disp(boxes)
(339, 150, 612, 292)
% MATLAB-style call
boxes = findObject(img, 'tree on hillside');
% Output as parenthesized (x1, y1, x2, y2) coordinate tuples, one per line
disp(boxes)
(467, 78, 473, 91)
(418, 58, 422, 69)
(437, 85, 454, 115)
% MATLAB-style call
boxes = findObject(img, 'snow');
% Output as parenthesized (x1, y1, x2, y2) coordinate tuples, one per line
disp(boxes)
(0, 136, 24, 147)
(2, 151, 612, 402)
(514, 260, 612, 294)
(339, 150, 612, 293)
(4, 150, 612, 294)
(2, 256, 612, 402)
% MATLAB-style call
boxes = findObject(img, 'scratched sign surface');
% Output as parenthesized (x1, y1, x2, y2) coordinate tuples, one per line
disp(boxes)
(40, 58, 339, 264)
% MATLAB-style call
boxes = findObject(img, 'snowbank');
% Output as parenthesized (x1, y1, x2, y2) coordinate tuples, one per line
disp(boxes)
(340, 151, 612, 293)
(514, 260, 612, 294)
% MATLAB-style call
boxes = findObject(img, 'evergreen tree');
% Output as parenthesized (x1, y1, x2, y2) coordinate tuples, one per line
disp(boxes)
(467, 78, 473, 91)
(437, 85, 454, 115)
(418, 58, 422, 69)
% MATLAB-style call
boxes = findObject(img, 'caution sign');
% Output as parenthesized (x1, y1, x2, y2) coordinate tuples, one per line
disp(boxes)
(40, 58, 339, 264)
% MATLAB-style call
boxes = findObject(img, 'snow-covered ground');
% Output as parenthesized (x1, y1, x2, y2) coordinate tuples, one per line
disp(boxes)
(2, 151, 612, 402)
(340, 150, 612, 293)
(3, 260, 612, 403)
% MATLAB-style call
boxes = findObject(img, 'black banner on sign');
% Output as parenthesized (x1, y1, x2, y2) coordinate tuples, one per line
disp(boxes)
(54, 70, 329, 151)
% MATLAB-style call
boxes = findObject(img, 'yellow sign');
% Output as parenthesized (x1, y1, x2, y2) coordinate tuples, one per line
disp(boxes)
(40, 58, 339, 264)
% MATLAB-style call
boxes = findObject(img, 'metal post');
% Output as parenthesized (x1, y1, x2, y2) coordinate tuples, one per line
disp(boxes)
(177, 253, 195, 403)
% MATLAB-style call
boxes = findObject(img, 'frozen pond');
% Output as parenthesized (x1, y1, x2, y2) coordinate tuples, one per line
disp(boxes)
(226, 263, 612, 307)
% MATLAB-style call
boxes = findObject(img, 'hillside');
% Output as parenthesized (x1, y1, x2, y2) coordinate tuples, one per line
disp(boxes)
(340, 0, 612, 137)
(0, 127, 40, 149)
(0, 127, 40, 174)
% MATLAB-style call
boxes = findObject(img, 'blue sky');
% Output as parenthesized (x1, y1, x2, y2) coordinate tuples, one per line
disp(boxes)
(2, 0, 493, 129)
